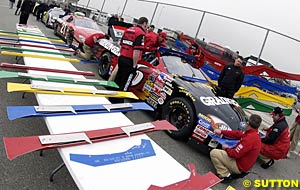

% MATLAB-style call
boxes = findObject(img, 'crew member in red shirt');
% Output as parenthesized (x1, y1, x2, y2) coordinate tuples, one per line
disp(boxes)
(259, 107, 290, 169)
(210, 114, 262, 183)
(76, 33, 108, 60)
(144, 31, 167, 52)
(114, 17, 148, 92)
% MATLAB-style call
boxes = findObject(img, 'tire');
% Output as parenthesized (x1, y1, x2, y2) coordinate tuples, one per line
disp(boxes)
(162, 97, 196, 140)
(98, 52, 112, 79)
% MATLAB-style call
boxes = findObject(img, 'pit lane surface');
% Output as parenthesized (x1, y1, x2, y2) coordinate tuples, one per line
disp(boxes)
(0, 1, 299, 189)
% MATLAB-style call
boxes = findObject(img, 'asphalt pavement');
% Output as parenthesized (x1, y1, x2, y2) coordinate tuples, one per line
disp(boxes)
(0, 1, 299, 190)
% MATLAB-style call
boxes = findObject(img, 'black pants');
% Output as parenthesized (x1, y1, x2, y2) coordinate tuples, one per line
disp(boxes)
(115, 56, 136, 91)
(215, 86, 235, 99)
(15, 8, 20, 15)
(109, 56, 136, 103)
(19, 12, 30, 25)
(36, 11, 42, 21)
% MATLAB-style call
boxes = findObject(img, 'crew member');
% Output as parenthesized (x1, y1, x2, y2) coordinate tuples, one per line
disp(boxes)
(113, 17, 148, 92)
(259, 107, 290, 169)
(210, 114, 262, 183)
(76, 33, 108, 60)
(19, 0, 34, 25)
(217, 56, 244, 98)
(144, 31, 167, 52)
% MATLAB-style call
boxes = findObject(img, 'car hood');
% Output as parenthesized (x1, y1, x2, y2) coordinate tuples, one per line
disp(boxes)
(173, 76, 245, 130)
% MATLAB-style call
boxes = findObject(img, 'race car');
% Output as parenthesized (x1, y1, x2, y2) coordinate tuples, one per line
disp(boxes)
(53, 13, 103, 49)
(42, 7, 65, 28)
(163, 29, 239, 69)
(95, 40, 247, 153)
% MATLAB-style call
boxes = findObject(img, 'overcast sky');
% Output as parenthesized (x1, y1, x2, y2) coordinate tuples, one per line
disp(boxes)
(78, 0, 300, 79)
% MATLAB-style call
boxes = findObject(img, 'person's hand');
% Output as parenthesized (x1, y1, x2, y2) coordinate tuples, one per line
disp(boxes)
(222, 144, 229, 150)
(214, 129, 222, 135)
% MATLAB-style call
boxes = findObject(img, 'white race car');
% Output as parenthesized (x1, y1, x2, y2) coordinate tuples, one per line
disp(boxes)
(42, 7, 65, 28)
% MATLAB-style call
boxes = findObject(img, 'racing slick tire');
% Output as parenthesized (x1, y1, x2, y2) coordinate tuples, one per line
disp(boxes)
(162, 97, 196, 141)
(98, 52, 112, 79)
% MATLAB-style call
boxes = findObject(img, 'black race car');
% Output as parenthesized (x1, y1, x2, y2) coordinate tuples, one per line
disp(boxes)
(96, 42, 247, 153)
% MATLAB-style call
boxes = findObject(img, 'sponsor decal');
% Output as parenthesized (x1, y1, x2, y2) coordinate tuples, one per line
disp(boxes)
(154, 80, 164, 89)
(145, 80, 154, 88)
(193, 125, 209, 140)
(158, 72, 173, 83)
(192, 133, 206, 142)
(208, 138, 218, 148)
(72, 40, 79, 48)
(98, 39, 120, 56)
(165, 81, 173, 87)
(147, 97, 158, 108)
(122, 39, 133, 46)
(197, 116, 212, 130)
(143, 83, 152, 92)
(150, 91, 160, 101)
(179, 88, 196, 102)
(157, 98, 164, 105)
(160, 91, 167, 100)
(148, 75, 155, 82)
(199, 96, 240, 107)
(163, 85, 173, 96)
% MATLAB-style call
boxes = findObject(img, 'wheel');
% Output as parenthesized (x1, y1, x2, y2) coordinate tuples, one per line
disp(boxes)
(98, 52, 112, 79)
(162, 97, 196, 140)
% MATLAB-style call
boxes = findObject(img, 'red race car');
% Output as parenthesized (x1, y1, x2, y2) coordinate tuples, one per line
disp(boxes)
(53, 13, 104, 49)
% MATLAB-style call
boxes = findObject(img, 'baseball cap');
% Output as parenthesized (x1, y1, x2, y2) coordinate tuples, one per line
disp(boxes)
(270, 107, 283, 115)
(159, 32, 167, 39)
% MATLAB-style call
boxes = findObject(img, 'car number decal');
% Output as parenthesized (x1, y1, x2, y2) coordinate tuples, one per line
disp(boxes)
(60, 22, 67, 35)
(131, 70, 143, 86)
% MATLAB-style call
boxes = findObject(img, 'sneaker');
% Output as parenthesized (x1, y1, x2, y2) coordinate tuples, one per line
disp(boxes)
(231, 172, 249, 179)
(261, 159, 274, 169)
(286, 152, 291, 158)
(220, 175, 233, 183)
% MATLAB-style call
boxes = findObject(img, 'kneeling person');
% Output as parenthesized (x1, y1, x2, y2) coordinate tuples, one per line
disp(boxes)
(210, 114, 262, 183)
(77, 33, 108, 60)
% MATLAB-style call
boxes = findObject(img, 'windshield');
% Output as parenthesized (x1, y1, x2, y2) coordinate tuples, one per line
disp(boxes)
(162, 55, 206, 80)
(75, 18, 101, 30)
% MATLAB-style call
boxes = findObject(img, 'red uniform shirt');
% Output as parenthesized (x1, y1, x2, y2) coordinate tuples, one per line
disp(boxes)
(120, 25, 145, 59)
(85, 33, 105, 47)
(144, 31, 158, 49)
(260, 117, 290, 160)
(221, 129, 261, 172)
